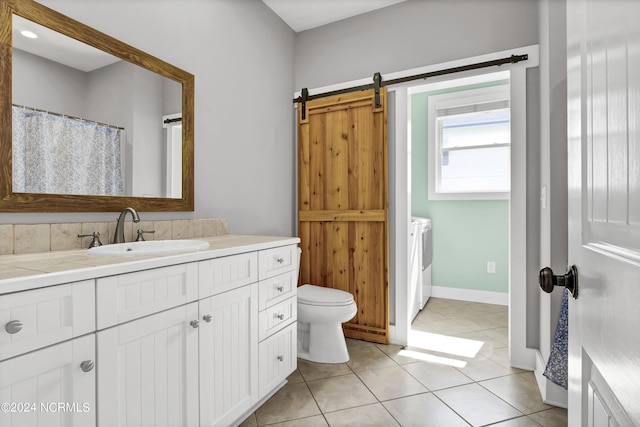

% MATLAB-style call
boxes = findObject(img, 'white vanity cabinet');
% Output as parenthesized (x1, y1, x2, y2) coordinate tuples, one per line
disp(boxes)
(0, 236, 299, 427)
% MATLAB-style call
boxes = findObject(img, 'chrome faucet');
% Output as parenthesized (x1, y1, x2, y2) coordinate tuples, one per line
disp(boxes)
(113, 207, 141, 244)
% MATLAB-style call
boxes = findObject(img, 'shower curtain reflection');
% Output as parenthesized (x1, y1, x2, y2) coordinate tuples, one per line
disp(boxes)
(12, 107, 125, 196)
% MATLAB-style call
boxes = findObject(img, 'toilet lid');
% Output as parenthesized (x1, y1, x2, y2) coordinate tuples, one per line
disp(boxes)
(297, 284, 355, 306)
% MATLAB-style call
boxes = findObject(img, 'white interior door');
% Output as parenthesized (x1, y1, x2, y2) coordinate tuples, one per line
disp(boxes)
(567, 0, 640, 425)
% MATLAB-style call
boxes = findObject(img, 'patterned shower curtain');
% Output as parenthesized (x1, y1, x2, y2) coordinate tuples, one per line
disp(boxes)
(12, 107, 125, 196)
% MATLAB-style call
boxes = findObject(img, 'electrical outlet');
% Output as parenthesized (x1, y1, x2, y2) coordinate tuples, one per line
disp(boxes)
(487, 261, 496, 274)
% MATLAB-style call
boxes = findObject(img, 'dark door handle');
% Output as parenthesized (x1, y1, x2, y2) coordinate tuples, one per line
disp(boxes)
(538, 265, 579, 299)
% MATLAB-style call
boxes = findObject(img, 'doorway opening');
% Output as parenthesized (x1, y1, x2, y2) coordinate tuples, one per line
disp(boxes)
(406, 71, 511, 356)
(387, 47, 536, 372)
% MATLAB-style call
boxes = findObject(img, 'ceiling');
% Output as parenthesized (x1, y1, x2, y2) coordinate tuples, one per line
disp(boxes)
(13, 15, 119, 72)
(262, 0, 408, 32)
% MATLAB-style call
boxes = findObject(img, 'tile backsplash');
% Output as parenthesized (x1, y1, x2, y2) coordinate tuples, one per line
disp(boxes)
(0, 218, 228, 255)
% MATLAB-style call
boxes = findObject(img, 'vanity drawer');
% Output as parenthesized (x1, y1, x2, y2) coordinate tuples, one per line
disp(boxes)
(0, 281, 95, 361)
(258, 297, 296, 342)
(258, 245, 298, 280)
(97, 263, 198, 330)
(258, 269, 297, 311)
(199, 252, 258, 298)
(258, 323, 296, 400)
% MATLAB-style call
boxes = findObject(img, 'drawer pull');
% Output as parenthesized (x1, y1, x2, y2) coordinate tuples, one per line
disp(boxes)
(5, 320, 23, 334)
(277, 355, 284, 362)
(190, 320, 200, 329)
(276, 286, 284, 292)
(80, 360, 95, 373)
(275, 313, 285, 320)
(202, 314, 213, 323)
(276, 257, 285, 264)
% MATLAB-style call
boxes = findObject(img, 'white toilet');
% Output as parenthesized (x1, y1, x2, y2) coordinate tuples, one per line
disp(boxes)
(297, 284, 357, 364)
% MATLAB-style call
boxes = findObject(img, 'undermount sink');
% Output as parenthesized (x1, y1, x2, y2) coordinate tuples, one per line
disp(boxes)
(88, 239, 210, 256)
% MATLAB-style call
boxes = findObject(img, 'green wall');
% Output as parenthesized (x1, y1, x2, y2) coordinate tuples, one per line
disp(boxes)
(411, 85, 509, 294)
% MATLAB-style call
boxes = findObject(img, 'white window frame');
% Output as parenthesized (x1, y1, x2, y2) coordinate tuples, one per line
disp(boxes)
(427, 82, 510, 201)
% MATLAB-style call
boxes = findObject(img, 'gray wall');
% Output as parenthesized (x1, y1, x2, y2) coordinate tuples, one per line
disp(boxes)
(13, 48, 86, 116)
(4, 0, 295, 237)
(294, 0, 539, 89)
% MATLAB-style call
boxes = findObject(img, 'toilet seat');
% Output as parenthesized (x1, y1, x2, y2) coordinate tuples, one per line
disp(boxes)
(298, 284, 354, 306)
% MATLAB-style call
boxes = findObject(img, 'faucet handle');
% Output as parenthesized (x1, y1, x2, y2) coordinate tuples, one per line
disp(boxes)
(78, 232, 103, 248)
(136, 229, 156, 242)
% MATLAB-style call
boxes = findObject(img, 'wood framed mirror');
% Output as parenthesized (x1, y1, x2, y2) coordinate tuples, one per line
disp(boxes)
(0, 0, 194, 212)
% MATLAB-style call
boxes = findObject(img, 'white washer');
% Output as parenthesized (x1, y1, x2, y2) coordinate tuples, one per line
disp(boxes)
(411, 217, 432, 309)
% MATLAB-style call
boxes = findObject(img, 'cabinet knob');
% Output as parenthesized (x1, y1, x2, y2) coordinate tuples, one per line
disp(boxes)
(80, 360, 95, 372)
(202, 314, 212, 323)
(277, 355, 284, 362)
(275, 313, 285, 320)
(190, 320, 200, 328)
(5, 320, 23, 334)
(276, 257, 285, 264)
(276, 286, 284, 292)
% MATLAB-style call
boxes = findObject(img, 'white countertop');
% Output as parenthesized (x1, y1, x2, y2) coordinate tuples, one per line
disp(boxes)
(0, 235, 300, 295)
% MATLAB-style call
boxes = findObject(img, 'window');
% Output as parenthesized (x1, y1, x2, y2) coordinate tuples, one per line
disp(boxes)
(427, 82, 510, 200)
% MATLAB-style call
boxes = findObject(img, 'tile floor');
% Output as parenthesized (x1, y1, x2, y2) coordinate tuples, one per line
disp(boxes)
(240, 297, 568, 427)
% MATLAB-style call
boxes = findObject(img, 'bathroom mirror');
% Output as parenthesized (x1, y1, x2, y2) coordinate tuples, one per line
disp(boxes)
(0, 0, 195, 212)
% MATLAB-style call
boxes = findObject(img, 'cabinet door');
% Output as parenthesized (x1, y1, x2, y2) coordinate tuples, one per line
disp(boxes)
(199, 283, 258, 427)
(258, 323, 296, 400)
(97, 303, 199, 427)
(0, 334, 95, 427)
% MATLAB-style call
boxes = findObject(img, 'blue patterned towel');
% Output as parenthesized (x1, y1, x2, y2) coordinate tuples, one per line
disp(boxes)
(543, 288, 569, 389)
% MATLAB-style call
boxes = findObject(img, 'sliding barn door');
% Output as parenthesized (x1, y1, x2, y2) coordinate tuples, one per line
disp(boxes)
(298, 89, 389, 344)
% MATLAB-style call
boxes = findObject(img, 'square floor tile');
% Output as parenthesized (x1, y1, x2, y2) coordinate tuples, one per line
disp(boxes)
(403, 360, 473, 390)
(307, 374, 377, 413)
(346, 346, 397, 372)
(255, 382, 321, 425)
(356, 365, 427, 401)
(346, 338, 374, 350)
(528, 407, 568, 427)
(480, 372, 553, 414)
(374, 343, 420, 365)
(489, 416, 543, 426)
(287, 369, 305, 384)
(382, 393, 469, 427)
(435, 383, 523, 426)
(323, 403, 399, 427)
(454, 354, 517, 381)
(266, 415, 329, 427)
(297, 359, 352, 382)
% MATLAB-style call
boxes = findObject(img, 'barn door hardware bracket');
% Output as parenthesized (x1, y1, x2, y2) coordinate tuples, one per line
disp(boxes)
(373, 72, 382, 108)
(297, 88, 309, 120)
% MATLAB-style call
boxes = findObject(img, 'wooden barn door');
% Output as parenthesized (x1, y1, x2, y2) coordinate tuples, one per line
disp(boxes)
(297, 89, 389, 344)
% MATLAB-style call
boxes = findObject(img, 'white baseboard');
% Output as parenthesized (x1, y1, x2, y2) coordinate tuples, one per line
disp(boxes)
(431, 285, 508, 306)
(534, 350, 568, 408)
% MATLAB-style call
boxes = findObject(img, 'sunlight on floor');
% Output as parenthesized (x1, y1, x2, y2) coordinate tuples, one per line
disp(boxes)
(401, 329, 486, 367)
(396, 348, 468, 368)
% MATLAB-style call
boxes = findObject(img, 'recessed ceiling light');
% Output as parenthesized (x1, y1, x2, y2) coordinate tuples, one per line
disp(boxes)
(20, 30, 37, 39)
